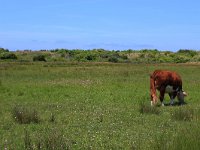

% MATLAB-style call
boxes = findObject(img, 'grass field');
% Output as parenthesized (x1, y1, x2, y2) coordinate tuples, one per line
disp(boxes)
(0, 62, 200, 149)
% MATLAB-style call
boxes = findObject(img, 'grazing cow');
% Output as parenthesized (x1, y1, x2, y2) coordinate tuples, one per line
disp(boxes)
(150, 70, 187, 106)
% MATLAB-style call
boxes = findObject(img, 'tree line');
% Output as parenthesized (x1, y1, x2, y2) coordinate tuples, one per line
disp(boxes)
(0, 47, 200, 63)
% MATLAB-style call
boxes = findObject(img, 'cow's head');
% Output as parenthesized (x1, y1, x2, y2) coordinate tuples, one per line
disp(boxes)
(177, 90, 187, 104)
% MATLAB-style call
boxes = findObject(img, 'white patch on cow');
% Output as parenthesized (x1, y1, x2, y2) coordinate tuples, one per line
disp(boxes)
(165, 85, 174, 93)
(183, 91, 187, 96)
(151, 101, 153, 106)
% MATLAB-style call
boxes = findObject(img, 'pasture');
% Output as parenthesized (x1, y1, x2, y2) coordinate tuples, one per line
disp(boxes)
(0, 62, 200, 149)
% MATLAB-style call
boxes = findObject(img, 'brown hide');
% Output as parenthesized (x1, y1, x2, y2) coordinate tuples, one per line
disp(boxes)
(150, 70, 185, 105)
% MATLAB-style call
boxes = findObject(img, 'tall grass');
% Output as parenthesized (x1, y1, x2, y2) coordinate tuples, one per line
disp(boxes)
(23, 128, 75, 150)
(139, 102, 160, 115)
(171, 107, 199, 121)
(153, 123, 200, 150)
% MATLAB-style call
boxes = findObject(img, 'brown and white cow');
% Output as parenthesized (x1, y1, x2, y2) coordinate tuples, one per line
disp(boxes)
(150, 70, 187, 106)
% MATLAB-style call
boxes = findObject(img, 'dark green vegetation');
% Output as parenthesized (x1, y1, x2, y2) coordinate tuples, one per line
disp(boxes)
(1, 47, 200, 63)
(0, 62, 200, 149)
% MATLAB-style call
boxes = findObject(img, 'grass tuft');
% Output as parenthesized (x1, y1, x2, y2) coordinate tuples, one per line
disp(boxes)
(49, 113, 55, 123)
(24, 129, 32, 149)
(23, 128, 75, 149)
(171, 107, 197, 121)
(139, 102, 160, 115)
(12, 105, 40, 124)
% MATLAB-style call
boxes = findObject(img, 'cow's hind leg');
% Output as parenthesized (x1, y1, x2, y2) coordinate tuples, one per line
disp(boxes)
(159, 87, 165, 106)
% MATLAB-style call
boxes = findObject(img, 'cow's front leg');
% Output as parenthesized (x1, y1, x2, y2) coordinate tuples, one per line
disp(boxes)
(169, 93, 174, 105)
(159, 86, 165, 106)
(169, 92, 177, 105)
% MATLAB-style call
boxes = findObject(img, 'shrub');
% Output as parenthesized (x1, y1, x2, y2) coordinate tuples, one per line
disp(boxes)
(177, 49, 198, 57)
(100, 53, 111, 59)
(0, 53, 17, 59)
(0, 48, 9, 53)
(33, 55, 46, 61)
(191, 54, 200, 62)
(12, 105, 40, 124)
(120, 54, 128, 60)
(173, 55, 190, 63)
(108, 56, 119, 63)
(85, 54, 97, 61)
(74, 54, 86, 62)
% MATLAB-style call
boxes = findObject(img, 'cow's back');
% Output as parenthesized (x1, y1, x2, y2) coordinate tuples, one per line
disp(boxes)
(151, 70, 182, 90)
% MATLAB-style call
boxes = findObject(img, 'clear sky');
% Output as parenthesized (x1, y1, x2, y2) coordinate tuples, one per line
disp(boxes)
(0, 0, 200, 51)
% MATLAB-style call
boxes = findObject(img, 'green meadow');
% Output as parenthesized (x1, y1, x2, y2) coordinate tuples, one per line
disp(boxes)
(0, 62, 200, 149)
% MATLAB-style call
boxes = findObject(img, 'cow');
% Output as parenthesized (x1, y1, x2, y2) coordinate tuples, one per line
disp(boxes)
(150, 70, 187, 106)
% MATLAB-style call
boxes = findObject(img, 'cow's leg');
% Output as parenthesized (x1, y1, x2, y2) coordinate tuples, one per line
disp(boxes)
(169, 93, 174, 105)
(150, 77, 157, 106)
(151, 93, 157, 106)
(170, 92, 177, 105)
(159, 86, 165, 106)
(151, 100, 153, 106)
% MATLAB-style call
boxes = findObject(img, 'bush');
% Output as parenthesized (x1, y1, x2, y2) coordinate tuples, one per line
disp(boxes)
(0, 48, 9, 53)
(74, 53, 86, 61)
(0, 53, 17, 59)
(177, 49, 198, 57)
(173, 55, 190, 63)
(191, 54, 200, 62)
(33, 55, 46, 61)
(85, 54, 97, 61)
(108, 56, 119, 63)
(120, 54, 128, 60)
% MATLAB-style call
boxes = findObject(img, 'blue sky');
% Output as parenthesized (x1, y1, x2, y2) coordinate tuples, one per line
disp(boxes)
(0, 0, 200, 51)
